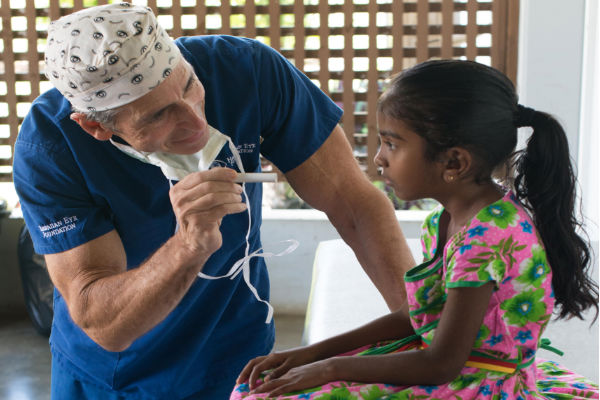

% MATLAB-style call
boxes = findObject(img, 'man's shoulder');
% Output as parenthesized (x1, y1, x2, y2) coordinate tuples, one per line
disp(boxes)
(16, 89, 75, 155)
(26, 88, 71, 122)
(176, 35, 264, 70)
(176, 35, 257, 53)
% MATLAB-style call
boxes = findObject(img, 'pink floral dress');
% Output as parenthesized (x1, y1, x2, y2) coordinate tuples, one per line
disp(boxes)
(231, 191, 598, 400)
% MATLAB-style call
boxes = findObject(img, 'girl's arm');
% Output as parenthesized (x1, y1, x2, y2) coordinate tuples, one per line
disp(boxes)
(239, 301, 415, 389)
(252, 282, 494, 396)
(309, 300, 415, 359)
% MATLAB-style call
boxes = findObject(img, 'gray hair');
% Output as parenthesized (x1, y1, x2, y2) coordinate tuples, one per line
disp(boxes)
(72, 106, 123, 129)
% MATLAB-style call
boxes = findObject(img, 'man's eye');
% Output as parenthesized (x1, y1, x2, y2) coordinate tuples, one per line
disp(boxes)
(184, 77, 198, 94)
(150, 109, 166, 122)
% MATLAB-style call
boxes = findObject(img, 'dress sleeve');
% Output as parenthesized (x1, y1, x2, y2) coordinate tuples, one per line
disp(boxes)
(420, 207, 442, 261)
(250, 40, 343, 173)
(13, 120, 114, 255)
(446, 196, 543, 292)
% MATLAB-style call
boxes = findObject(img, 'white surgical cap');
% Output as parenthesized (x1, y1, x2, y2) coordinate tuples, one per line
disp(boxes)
(44, 3, 181, 112)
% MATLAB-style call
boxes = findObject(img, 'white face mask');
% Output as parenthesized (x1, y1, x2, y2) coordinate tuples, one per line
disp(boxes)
(109, 125, 229, 181)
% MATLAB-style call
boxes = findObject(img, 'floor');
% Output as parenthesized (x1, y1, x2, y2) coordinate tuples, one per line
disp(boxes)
(0, 314, 305, 400)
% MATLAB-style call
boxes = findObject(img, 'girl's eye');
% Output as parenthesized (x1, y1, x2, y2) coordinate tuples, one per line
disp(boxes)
(384, 140, 397, 150)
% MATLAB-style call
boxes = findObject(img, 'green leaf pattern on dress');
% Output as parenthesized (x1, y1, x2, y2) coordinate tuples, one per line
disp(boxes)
(415, 274, 444, 314)
(517, 245, 550, 288)
(500, 288, 547, 327)
(476, 200, 519, 229)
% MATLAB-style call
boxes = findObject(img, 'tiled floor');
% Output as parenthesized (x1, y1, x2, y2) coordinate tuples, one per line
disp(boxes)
(0, 317, 52, 400)
(0, 313, 305, 400)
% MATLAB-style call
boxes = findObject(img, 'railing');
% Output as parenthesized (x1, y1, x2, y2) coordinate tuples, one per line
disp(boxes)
(0, 0, 519, 182)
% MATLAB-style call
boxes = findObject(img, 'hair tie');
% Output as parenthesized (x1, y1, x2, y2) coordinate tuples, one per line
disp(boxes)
(515, 104, 536, 127)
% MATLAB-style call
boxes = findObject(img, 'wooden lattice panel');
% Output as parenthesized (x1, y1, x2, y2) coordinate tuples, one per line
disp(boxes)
(0, 0, 519, 181)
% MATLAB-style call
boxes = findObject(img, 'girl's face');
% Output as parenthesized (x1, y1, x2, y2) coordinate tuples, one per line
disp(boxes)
(374, 113, 443, 201)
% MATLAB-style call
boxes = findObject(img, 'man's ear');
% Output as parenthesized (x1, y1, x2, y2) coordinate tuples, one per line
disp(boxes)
(440, 147, 473, 183)
(70, 113, 114, 141)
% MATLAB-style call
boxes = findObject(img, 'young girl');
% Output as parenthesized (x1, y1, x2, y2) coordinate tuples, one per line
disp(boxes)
(231, 60, 599, 400)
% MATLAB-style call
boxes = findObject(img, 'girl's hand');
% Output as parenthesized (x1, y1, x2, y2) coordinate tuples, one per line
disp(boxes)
(236, 347, 321, 391)
(250, 359, 335, 397)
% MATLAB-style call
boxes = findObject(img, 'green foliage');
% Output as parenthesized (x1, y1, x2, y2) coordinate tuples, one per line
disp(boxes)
(268, 182, 311, 209)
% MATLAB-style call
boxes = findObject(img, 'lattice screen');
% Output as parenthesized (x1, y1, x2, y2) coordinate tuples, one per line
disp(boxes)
(0, 0, 519, 182)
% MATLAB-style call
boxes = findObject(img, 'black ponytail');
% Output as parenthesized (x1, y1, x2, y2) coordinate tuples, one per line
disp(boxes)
(514, 111, 598, 320)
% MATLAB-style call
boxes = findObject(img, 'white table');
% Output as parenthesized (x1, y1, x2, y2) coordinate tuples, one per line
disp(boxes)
(302, 238, 422, 345)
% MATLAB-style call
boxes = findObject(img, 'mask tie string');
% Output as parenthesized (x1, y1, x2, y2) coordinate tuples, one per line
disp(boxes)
(195, 137, 298, 324)
(196, 240, 299, 323)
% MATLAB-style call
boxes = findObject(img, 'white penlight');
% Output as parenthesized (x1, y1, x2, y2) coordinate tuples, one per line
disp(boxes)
(234, 173, 278, 183)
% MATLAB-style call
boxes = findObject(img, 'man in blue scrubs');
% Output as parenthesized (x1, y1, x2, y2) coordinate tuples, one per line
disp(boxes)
(13, 4, 414, 399)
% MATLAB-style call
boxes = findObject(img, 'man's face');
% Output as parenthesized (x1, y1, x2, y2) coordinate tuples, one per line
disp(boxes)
(111, 59, 208, 154)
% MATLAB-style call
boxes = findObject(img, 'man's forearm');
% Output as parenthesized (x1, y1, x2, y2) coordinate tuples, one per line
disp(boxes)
(284, 126, 413, 310)
(72, 235, 208, 352)
(327, 184, 413, 310)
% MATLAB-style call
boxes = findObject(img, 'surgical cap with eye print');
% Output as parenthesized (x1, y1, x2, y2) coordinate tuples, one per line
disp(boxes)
(44, 2, 181, 112)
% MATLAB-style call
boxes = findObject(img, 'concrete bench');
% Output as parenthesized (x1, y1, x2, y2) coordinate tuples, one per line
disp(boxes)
(302, 238, 598, 380)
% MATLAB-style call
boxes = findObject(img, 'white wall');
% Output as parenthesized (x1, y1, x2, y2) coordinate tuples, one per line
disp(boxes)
(578, 0, 599, 242)
(262, 209, 427, 315)
(518, 0, 598, 242)
(517, 0, 585, 156)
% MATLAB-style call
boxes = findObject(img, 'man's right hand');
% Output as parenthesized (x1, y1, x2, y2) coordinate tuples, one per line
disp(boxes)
(169, 167, 247, 259)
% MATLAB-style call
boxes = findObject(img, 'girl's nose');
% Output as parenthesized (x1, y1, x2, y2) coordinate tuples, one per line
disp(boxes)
(374, 148, 387, 168)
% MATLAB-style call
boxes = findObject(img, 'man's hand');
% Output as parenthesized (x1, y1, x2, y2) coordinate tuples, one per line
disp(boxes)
(169, 167, 247, 258)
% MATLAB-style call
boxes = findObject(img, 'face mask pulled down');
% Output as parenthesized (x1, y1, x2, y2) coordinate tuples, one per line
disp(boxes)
(110, 125, 297, 323)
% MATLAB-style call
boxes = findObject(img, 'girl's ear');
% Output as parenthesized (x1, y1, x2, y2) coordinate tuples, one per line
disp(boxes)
(440, 147, 473, 183)
(70, 113, 114, 141)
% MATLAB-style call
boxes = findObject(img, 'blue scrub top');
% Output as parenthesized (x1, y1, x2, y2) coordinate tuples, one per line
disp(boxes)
(13, 35, 343, 399)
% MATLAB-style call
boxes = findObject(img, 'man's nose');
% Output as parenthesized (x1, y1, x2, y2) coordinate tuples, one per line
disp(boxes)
(179, 100, 206, 131)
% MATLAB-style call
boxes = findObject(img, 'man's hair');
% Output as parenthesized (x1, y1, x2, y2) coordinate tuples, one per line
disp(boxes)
(72, 106, 122, 128)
